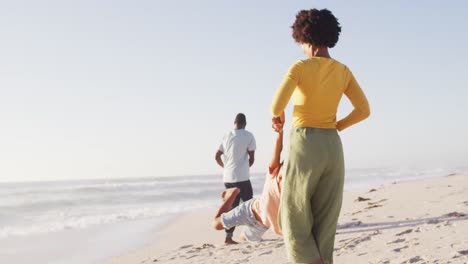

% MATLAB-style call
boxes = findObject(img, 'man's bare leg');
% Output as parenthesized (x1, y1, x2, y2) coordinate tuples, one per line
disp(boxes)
(212, 188, 240, 244)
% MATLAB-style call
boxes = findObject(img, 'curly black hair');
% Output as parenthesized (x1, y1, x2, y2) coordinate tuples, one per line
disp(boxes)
(291, 9, 341, 48)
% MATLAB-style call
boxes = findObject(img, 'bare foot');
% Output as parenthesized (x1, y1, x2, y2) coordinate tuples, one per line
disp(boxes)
(224, 237, 238, 245)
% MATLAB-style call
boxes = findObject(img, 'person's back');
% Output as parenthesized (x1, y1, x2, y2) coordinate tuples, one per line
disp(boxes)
(220, 129, 255, 183)
(271, 57, 369, 131)
(270, 9, 371, 264)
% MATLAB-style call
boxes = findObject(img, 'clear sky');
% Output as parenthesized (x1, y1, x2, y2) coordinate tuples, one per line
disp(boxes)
(1, 0, 467, 182)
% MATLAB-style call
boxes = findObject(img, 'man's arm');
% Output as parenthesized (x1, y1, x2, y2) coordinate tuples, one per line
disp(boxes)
(248, 151, 255, 167)
(215, 150, 224, 168)
(247, 134, 256, 167)
(269, 131, 283, 170)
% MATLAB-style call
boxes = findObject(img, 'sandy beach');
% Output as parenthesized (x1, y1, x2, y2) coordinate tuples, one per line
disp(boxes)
(102, 172, 468, 264)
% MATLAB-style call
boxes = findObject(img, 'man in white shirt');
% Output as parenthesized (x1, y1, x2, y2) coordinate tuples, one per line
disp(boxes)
(215, 113, 256, 244)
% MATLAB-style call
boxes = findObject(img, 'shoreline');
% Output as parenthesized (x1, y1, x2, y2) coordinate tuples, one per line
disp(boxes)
(0, 216, 176, 264)
(102, 172, 468, 264)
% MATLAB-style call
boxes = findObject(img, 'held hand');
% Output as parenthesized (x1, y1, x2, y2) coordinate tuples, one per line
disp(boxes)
(272, 117, 283, 132)
(271, 112, 285, 133)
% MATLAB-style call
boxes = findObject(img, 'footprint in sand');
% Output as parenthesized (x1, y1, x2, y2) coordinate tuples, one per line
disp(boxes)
(179, 244, 193, 249)
(445, 211, 466, 218)
(185, 254, 200, 259)
(238, 256, 251, 263)
(368, 199, 388, 205)
(365, 204, 383, 209)
(387, 238, 406, 244)
(396, 229, 413, 236)
(337, 230, 381, 250)
(258, 250, 273, 256)
(392, 245, 409, 252)
(355, 196, 371, 202)
(201, 243, 215, 249)
(351, 210, 363, 215)
(402, 255, 423, 263)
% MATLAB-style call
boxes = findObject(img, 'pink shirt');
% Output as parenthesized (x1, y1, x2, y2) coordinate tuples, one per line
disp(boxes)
(252, 168, 283, 236)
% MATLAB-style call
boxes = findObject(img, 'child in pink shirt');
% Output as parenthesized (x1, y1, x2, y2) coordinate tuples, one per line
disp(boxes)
(213, 116, 284, 241)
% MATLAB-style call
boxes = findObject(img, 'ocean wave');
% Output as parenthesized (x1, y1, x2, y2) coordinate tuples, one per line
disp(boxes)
(0, 201, 217, 239)
(0, 185, 226, 210)
(0, 176, 225, 196)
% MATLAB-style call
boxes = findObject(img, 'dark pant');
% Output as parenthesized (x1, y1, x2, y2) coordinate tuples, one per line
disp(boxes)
(223, 180, 253, 238)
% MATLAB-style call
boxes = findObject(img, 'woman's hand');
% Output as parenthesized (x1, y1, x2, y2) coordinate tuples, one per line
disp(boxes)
(272, 112, 285, 133)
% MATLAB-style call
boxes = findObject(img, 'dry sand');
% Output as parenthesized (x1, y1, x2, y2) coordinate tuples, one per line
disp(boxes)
(103, 172, 468, 264)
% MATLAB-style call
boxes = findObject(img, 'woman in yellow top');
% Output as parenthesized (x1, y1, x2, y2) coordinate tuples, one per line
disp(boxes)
(271, 9, 370, 264)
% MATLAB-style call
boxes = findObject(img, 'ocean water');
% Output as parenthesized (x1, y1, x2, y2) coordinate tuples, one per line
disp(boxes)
(0, 176, 227, 239)
(0, 166, 464, 263)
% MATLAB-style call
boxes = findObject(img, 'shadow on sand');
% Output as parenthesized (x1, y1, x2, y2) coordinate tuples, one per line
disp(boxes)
(336, 212, 468, 235)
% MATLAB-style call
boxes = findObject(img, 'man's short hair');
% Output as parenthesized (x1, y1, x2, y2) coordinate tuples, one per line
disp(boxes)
(234, 113, 247, 126)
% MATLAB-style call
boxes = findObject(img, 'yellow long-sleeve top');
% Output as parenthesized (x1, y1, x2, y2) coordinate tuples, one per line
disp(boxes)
(271, 58, 370, 131)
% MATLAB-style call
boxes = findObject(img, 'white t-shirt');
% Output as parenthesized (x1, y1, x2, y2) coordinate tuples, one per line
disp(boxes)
(219, 129, 256, 183)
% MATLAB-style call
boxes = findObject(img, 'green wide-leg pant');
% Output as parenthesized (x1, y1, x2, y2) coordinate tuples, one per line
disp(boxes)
(279, 127, 345, 264)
